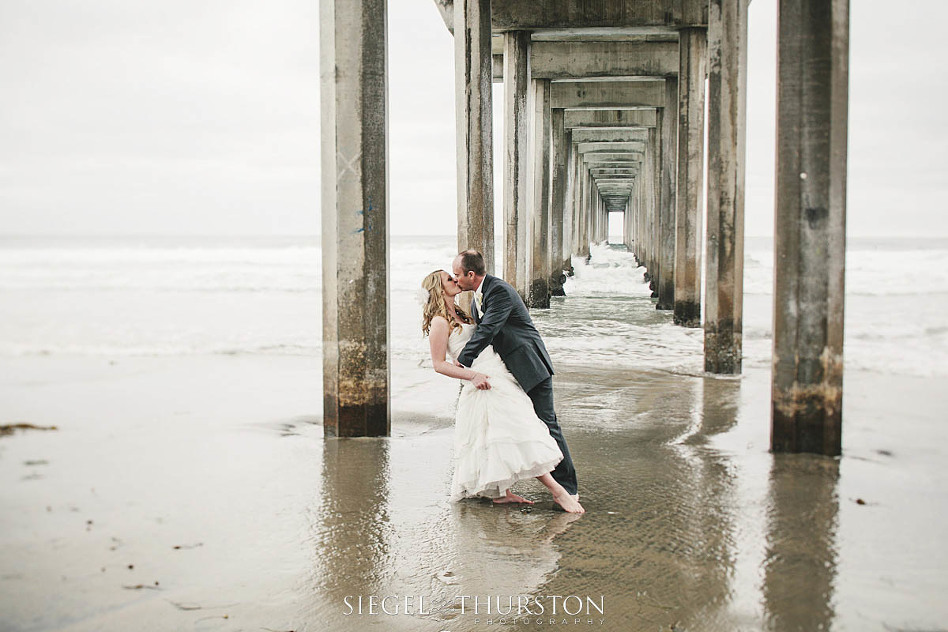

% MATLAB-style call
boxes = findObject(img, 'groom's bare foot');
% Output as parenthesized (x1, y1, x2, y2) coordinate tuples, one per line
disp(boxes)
(493, 490, 534, 505)
(553, 491, 585, 514)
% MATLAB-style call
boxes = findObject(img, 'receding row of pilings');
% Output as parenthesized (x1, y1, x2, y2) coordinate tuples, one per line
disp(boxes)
(319, 0, 848, 457)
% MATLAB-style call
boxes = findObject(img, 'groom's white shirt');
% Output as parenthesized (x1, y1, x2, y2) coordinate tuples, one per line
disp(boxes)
(472, 276, 485, 317)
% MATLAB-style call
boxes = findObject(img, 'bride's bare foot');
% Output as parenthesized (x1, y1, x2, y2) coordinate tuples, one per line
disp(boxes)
(493, 490, 534, 505)
(553, 490, 585, 514)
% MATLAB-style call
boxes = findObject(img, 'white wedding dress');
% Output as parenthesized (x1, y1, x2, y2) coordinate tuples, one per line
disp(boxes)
(446, 323, 563, 501)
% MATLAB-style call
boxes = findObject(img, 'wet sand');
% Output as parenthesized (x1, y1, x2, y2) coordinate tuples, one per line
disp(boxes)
(1, 355, 946, 631)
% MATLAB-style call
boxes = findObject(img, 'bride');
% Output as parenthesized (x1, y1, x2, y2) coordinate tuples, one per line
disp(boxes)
(420, 269, 585, 514)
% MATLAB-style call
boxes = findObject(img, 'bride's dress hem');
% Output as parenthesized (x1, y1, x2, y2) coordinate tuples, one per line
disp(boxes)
(446, 323, 565, 504)
(450, 457, 562, 502)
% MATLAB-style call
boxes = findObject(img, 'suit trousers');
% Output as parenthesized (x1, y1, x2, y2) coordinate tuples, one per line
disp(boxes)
(526, 377, 578, 495)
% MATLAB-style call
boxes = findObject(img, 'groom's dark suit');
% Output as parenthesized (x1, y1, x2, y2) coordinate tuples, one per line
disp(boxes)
(457, 274, 578, 495)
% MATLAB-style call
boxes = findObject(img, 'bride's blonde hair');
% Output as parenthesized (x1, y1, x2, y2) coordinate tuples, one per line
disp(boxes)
(421, 270, 472, 336)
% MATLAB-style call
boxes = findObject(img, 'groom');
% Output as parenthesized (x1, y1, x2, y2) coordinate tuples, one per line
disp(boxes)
(452, 249, 582, 506)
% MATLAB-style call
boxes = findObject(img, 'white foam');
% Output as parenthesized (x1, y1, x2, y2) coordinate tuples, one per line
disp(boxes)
(1, 236, 946, 378)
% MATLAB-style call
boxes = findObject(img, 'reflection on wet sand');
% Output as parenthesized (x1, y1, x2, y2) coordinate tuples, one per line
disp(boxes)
(301, 437, 394, 628)
(670, 377, 742, 629)
(763, 455, 839, 631)
(300, 432, 585, 632)
(437, 503, 584, 621)
(297, 367, 847, 632)
(535, 369, 744, 631)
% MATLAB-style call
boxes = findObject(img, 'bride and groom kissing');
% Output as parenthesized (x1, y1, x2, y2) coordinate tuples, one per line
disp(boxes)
(421, 249, 584, 514)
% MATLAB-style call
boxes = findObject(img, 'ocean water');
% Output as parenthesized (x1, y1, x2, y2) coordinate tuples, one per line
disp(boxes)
(2, 235, 948, 632)
(1, 235, 947, 380)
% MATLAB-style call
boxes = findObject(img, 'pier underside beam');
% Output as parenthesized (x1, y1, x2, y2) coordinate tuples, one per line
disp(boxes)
(551, 80, 666, 109)
(564, 109, 658, 129)
(320, 0, 390, 437)
(490, 0, 709, 30)
(572, 129, 650, 143)
(529, 40, 679, 79)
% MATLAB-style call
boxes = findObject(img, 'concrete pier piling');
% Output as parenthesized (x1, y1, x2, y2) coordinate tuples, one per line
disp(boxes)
(426, 1, 849, 438)
(648, 126, 661, 296)
(454, 0, 494, 273)
(705, 0, 749, 374)
(528, 78, 553, 309)
(503, 30, 531, 296)
(319, 0, 390, 437)
(550, 108, 568, 296)
(562, 130, 576, 275)
(570, 146, 587, 259)
(674, 28, 708, 328)
(576, 168, 590, 258)
(771, 0, 849, 456)
(657, 77, 678, 310)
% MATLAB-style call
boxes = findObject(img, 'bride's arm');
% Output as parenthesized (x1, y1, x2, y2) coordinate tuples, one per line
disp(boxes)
(429, 317, 491, 389)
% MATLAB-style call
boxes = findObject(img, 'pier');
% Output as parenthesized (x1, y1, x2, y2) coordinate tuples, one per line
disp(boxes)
(320, 0, 848, 456)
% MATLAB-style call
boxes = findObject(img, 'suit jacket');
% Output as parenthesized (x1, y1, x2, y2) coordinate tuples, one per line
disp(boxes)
(458, 274, 554, 393)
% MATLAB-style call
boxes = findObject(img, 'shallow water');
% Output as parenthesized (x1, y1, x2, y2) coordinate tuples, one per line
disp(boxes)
(1, 239, 947, 631)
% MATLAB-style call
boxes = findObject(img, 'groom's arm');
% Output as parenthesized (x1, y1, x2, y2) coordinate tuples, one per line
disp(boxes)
(457, 287, 514, 367)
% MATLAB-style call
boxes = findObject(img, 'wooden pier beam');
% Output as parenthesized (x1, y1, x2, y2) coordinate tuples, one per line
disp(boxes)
(657, 77, 678, 310)
(771, 0, 849, 456)
(528, 78, 553, 308)
(454, 0, 494, 272)
(674, 28, 707, 328)
(319, 0, 390, 437)
(705, 0, 749, 374)
(503, 30, 530, 295)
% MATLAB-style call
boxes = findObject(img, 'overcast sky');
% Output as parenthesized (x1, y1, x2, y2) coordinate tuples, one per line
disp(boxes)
(0, 1, 945, 238)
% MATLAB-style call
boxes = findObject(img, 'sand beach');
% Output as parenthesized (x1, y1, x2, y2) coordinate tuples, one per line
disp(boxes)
(2, 238, 948, 631)
(2, 347, 947, 631)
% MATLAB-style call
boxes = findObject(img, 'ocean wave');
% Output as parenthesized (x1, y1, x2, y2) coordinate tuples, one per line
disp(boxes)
(2, 236, 946, 379)
(0, 246, 320, 266)
(0, 341, 322, 357)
